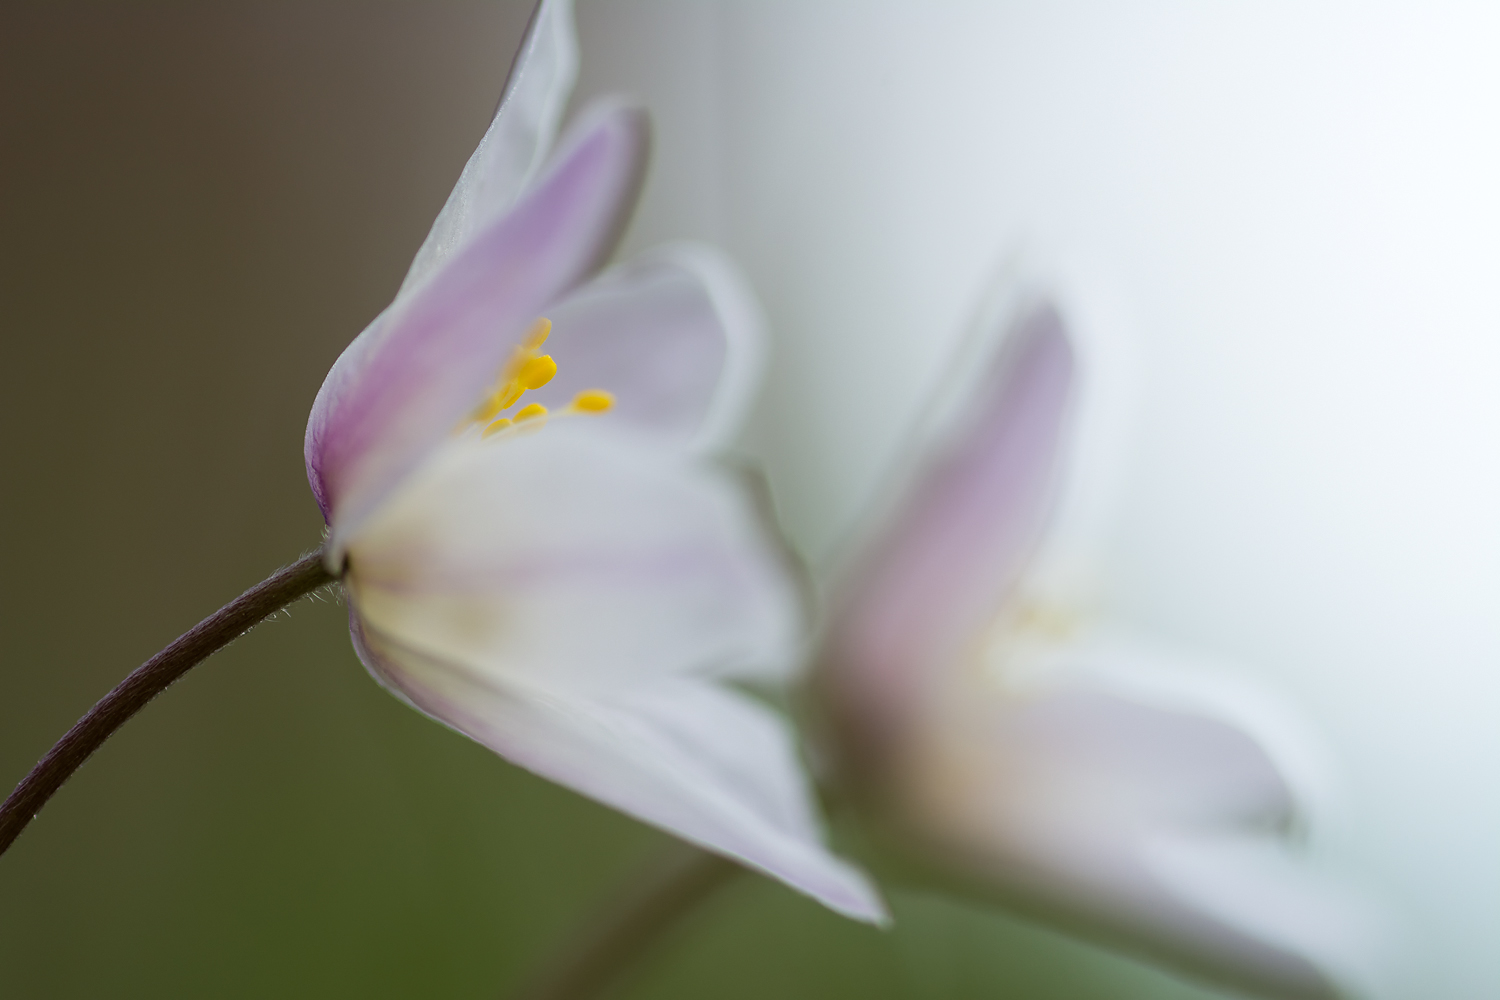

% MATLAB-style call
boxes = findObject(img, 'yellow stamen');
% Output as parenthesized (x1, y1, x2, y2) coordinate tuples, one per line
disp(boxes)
(460, 317, 618, 441)
(494, 380, 526, 411)
(518, 354, 557, 390)
(514, 403, 548, 423)
(472, 393, 505, 423)
(522, 317, 552, 351)
(571, 389, 615, 413)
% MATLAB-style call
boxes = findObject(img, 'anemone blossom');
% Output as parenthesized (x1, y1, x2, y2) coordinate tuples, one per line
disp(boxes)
(820, 292, 1371, 993)
(303, 0, 882, 923)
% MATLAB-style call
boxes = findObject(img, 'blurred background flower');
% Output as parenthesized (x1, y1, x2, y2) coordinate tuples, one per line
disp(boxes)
(3, 2, 1498, 998)
(817, 296, 1372, 999)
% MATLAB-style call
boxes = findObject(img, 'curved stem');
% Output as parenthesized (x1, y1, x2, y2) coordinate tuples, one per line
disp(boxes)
(0, 549, 336, 857)
(512, 845, 742, 1000)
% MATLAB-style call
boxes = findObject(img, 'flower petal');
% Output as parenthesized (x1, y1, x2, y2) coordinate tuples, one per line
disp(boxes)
(306, 103, 648, 552)
(823, 302, 1075, 757)
(345, 424, 803, 688)
(523, 243, 766, 452)
(399, 0, 579, 297)
(351, 617, 885, 924)
(900, 638, 1370, 999)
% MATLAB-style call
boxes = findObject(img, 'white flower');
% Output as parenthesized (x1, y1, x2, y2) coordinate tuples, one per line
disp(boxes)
(818, 288, 1375, 997)
(303, 0, 883, 923)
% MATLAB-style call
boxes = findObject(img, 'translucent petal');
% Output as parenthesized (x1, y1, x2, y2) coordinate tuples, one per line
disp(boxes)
(351, 617, 885, 923)
(823, 303, 1075, 754)
(400, 0, 579, 296)
(901, 635, 1369, 999)
(345, 424, 803, 688)
(524, 244, 766, 453)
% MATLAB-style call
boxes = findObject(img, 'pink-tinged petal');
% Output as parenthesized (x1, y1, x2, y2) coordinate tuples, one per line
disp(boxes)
(822, 303, 1075, 760)
(303, 306, 387, 521)
(900, 645, 1368, 999)
(399, 0, 578, 296)
(305, 103, 649, 554)
(346, 424, 803, 687)
(351, 618, 886, 924)
(524, 244, 766, 452)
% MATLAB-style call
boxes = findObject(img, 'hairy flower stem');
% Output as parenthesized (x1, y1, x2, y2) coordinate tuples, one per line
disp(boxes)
(0, 549, 336, 857)
(512, 845, 742, 1000)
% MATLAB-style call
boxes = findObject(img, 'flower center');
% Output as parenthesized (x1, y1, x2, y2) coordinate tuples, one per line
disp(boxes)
(461, 317, 614, 439)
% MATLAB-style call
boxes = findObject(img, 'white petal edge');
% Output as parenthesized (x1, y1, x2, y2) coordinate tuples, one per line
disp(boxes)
(400, 0, 579, 297)
(665, 242, 769, 455)
(1145, 834, 1391, 1000)
(1033, 628, 1345, 830)
(353, 620, 887, 924)
(1046, 631, 1390, 993)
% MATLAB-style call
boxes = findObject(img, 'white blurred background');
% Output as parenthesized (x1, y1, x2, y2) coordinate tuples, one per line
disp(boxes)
(573, 3, 1500, 997)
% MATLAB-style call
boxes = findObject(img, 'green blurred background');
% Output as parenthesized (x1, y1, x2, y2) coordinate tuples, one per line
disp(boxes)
(0, 4, 1233, 997)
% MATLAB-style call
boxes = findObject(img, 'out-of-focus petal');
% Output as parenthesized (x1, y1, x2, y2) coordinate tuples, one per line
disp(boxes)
(351, 618, 885, 924)
(345, 423, 802, 688)
(306, 105, 648, 551)
(1145, 836, 1379, 1000)
(822, 303, 1075, 759)
(400, 0, 579, 297)
(898, 637, 1366, 999)
(525, 244, 766, 452)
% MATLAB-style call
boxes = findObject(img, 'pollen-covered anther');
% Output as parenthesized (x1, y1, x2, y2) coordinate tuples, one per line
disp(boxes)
(569, 390, 615, 413)
(480, 417, 513, 439)
(518, 354, 557, 390)
(514, 403, 549, 423)
(494, 381, 526, 411)
(522, 316, 551, 351)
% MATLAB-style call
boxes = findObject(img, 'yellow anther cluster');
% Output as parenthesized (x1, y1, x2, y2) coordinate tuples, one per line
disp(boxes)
(465, 317, 616, 440)
(473, 318, 555, 425)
